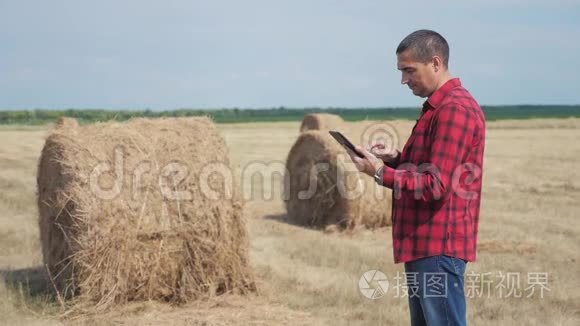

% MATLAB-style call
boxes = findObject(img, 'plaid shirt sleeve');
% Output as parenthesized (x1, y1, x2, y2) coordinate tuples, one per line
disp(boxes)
(381, 103, 477, 202)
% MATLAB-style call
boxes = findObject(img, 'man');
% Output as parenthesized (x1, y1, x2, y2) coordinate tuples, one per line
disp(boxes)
(347, 30, 485, 326)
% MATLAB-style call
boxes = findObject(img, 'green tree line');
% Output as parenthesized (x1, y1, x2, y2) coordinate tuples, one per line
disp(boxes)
(0, 105, 579, 125)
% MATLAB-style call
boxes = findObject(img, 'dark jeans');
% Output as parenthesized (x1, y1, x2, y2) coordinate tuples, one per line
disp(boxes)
(404, 255, 467, 326)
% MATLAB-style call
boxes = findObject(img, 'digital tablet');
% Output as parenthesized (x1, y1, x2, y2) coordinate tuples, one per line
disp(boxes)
(328, 130, 364, 158)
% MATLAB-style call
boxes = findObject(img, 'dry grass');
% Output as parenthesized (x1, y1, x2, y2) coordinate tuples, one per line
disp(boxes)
(0, 119, 579, 325)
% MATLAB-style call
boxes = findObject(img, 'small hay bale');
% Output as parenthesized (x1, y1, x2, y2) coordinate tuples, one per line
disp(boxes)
(37, 117, 255, 310)
(55, 117, 79, 129)
(284, 130, 391, 229)
(299, 113, 344, 133)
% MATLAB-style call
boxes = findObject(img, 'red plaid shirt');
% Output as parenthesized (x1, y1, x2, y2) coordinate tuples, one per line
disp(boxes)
(381, 78, 485, 263)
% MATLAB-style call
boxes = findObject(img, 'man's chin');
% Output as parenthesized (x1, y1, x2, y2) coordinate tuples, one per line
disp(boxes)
(412, 89, 427, 98)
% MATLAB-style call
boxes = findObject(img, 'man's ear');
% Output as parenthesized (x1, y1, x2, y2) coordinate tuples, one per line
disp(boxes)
(431, 56, 443, 72)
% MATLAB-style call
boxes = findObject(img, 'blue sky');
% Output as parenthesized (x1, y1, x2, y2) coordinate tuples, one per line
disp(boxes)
(1, 0, 579, 109)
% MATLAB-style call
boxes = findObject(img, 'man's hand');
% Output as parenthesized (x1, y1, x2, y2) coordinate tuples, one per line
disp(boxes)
(367, 143, 400, 164)
(346, 145, 385, 177)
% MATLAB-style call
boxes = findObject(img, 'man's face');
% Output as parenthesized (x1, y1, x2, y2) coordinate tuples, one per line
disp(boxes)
(397, 50, 437, 98)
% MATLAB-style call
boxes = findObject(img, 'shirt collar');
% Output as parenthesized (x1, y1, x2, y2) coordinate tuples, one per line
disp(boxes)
(422, 78, 461, 112)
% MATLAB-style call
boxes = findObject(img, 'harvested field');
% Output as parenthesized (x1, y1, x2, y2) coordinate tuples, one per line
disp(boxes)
(0, 118, 579, 325)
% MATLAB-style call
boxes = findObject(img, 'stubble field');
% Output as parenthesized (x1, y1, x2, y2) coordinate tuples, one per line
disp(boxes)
(0, 118, 579, 325)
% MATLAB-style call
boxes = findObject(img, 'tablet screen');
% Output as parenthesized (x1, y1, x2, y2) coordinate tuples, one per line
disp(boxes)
(329, 131, 364, 158)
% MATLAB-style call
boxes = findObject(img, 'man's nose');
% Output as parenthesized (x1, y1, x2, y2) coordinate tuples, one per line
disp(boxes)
(401, 74, 408, 85)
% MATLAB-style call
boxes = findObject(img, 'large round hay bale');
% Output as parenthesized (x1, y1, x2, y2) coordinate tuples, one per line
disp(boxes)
(37, 117, 255, 309)
(299, 113, 344, 132)
(284, 130, 391, 229)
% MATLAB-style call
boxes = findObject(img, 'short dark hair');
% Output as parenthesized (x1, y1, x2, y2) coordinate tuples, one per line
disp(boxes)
(396, 30, 449, 67)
